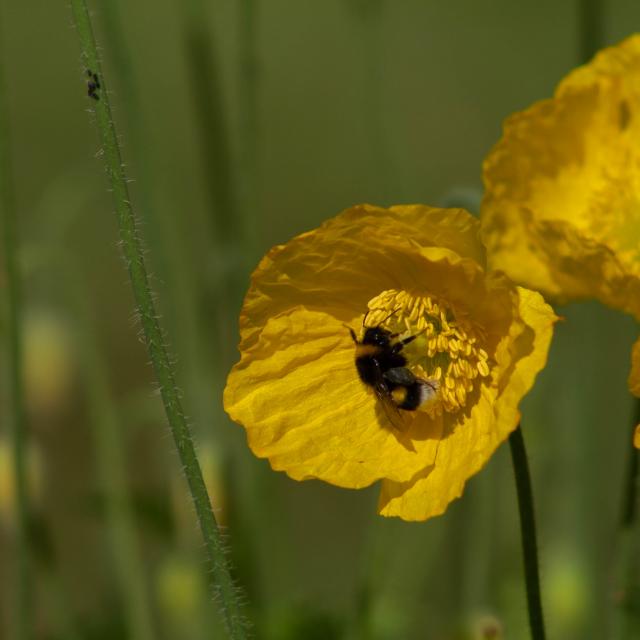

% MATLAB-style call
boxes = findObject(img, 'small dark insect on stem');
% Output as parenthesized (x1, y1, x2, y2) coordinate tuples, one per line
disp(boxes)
(86, 68, 100, 100)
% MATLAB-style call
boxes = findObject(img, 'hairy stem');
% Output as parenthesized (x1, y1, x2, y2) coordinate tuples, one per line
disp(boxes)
(509, 426, 546, 640)
(69, 2, 248, 637)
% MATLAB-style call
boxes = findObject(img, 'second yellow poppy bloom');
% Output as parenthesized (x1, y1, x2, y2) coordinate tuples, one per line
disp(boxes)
(481, 34, 640, 395)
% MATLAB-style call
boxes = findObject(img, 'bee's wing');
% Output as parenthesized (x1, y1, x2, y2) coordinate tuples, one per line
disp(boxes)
(383, 366, 416, 386)
(373, 380, 409, 432)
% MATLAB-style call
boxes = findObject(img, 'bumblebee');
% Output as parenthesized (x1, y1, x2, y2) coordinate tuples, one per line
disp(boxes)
(348, 311, 438, 431)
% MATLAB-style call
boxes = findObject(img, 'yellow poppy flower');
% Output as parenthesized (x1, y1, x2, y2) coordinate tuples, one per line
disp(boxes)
(480, 34, 640, 394)
(224, 204, 555, 521)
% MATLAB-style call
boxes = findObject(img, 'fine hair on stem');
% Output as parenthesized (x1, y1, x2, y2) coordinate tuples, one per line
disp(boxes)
(69, 1, 249, 637)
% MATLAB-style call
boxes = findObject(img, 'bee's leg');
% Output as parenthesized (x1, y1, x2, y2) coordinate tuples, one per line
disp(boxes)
(390, 334, 417, 353)
(345, 325, 358, 343)
(364, 307, 400, 329)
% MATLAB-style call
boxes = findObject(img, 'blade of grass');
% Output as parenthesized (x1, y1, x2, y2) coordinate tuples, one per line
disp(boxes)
(99, 0, 222, 461)
(237, 0, 259, 257)
(0, 8, 32, 639)
(42, 571, 81, 640)
(69, 2, 249, 637)
(349, 0, 398, 204)
(93, 9, 247, 634)
(460, 460, 498, 614)
(69, 270, 155, 640)
(182, 0, 238, 246)
(180, 0, 248, 370)
(98, 0, 172, 285)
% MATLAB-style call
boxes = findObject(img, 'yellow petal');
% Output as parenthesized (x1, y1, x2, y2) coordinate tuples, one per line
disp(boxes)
(481, 34, 640, 320)
(378, 288, 557, 521)
(225, 308, 443, 487)
(386, 204, 486, 266)
(634, 424, 640, 449)
(240, 204, 485, 351)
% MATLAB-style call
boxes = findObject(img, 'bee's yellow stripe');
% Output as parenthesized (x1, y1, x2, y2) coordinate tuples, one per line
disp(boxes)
(355, 344, 378, 357)
(391, 386, 407, 405)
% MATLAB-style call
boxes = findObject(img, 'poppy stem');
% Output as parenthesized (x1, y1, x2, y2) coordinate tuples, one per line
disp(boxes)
(69, 2, 249, 637)
(509, 425, 546, 640)
(621, 399, 640, 530)
(612, 398, 640, 637)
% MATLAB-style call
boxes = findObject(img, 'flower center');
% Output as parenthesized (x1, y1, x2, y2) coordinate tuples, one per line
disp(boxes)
(364, 289, 491, 415)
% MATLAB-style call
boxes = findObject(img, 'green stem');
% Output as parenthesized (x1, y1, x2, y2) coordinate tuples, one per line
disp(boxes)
(612, 399, 640, 637)
(238, 0, 259, 257)
(578, 0, 604, 63)
(0, 10, 32, 639)
(509, 426, 546, 640)
(460, 458, 496, 612)
(69, 3, 248, 637)
(183, 0, 238, 245)
(350, 507, 378, 640)
(181, 0, 245, 370)
(353, 0, 395, 204)
(42, 571, 81, 640)
(621, 399, 640, 529)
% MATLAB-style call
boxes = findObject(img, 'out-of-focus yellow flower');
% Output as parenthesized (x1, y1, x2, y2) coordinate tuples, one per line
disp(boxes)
(545, 547, 589, 634)
(156, 554, 206, 626)
(24, 311, 75, 416)
(0, 436, 42, 526)
(224, 204, 555, 521)
(480, 34, 640, 393)
(467, 613, 503, 640)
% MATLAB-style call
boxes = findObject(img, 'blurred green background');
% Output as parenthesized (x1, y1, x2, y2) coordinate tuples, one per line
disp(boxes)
(1, 1, 640, 638)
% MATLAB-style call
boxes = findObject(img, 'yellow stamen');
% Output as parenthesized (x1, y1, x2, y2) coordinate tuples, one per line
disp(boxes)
(363, 289, 492, 415)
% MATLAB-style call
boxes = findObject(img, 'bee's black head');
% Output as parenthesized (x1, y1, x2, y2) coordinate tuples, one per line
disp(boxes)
(362, 325, 393, 347)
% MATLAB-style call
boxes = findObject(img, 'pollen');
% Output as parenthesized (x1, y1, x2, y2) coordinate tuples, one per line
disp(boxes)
(364, 289, 492, 415)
